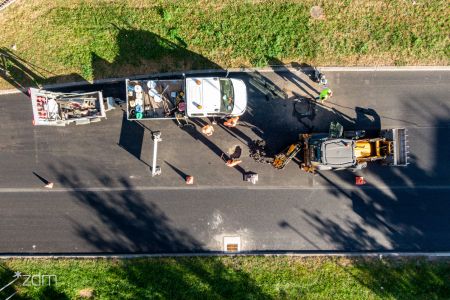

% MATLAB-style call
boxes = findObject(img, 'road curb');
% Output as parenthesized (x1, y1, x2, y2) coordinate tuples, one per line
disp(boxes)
(317, 66, 450, 72)
(0, 0, 17, 12)
(1, 65, 449, 95)
(1, 252, 450, 259)
(0, 88, 26, 95)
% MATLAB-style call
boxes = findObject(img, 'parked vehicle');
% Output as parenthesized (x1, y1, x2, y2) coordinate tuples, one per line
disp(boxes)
(125, 77, 247, 120)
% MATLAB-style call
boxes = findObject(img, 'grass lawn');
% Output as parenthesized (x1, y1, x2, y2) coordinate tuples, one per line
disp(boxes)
(1, 256, 449, 299)
(0, 0, 448, 89)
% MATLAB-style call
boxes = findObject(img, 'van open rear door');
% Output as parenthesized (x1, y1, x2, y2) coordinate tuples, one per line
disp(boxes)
(29, 88, 106, 126)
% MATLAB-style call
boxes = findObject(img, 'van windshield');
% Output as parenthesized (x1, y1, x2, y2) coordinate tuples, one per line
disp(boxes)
(220, 79, 234, 113)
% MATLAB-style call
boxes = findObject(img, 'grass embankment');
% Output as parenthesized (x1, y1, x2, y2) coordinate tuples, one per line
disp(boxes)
(1, 256, 449, 299)
(0, 0, 448, 89)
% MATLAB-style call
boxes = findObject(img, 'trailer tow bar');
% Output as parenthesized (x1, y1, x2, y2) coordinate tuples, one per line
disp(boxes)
(151, 131, 162, 176)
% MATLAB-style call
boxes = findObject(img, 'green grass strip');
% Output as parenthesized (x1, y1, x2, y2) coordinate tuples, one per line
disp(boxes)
(1, 256, 450, 299)
(0, 1, 448, 88)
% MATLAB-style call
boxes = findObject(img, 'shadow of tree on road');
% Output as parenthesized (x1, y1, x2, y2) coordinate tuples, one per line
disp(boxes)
(49, 162, 201, 253)
(290, 104, 450, 298)
(301, 117, 450, 252)
(46, 162, 271, 299)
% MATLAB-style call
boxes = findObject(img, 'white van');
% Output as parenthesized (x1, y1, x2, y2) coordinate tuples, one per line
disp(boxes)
(126, 77, 247, 120)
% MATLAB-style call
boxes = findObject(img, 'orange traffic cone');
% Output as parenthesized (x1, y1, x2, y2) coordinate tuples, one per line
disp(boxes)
(223, 117, 239, 128)
(186, 175, 194, 185)
(355, 176, 366, 185)
(44, 182, 54, 189)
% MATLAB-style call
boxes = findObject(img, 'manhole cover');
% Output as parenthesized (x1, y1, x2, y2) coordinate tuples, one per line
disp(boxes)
(310, 6, 324, 19)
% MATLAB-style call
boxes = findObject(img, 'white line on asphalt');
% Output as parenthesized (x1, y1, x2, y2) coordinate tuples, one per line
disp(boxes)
(0, 88, 25, 95)
(0, 185, 449, 193)
(1, 252, 450, 259)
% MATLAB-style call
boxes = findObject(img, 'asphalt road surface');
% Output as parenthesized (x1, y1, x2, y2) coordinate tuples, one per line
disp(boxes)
(0, 69, 449, 254)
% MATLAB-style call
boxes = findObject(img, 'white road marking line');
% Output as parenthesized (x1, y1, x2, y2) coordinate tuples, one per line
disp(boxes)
(0, 184, 449, 193)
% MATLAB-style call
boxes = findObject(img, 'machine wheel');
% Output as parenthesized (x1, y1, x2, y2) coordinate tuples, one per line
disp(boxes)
(355, 162, 368, 170)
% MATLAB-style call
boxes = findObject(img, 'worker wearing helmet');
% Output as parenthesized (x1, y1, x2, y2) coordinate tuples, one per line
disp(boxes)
(201, 124, 214, 136)
(224, 116, 239, 128)
(319, 88, 333, 103)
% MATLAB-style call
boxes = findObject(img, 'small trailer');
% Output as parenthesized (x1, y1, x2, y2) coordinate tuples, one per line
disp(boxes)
(125, 76, 247, 121)
(29, 88, 107, 126)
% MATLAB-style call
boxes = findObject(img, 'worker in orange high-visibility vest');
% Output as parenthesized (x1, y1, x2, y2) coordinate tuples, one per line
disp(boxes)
(226, 159, 242, 167)
(224, 116, 239, 127)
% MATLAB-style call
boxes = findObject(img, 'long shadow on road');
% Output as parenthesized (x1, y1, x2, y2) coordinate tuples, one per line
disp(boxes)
(242, 78, 380, 154)
(46, 162, 271, 299)
(298, 112, 450, 252)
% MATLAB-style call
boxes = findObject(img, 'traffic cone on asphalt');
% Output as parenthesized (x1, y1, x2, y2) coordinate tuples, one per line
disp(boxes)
(186, 175, 194, 185)
(44, 182, 54, 189)
(33, 172, 53, 188)
(355, 176, 366, 185)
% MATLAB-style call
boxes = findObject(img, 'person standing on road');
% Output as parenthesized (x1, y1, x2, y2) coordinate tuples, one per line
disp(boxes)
(318, 88, 333, 103)
(201, 124, 214, 136)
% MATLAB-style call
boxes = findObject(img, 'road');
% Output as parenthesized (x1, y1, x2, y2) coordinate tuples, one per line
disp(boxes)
(0, 68, 449, 254)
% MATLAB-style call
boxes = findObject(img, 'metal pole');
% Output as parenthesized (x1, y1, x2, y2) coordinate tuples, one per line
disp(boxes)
(151, 131, 162, 176)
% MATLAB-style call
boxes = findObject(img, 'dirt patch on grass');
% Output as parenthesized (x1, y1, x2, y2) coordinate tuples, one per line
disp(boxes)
(78, 288, 94, 299)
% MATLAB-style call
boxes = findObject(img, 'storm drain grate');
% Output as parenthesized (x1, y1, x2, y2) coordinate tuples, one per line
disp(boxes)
(227, 244, 238, 252)
(223, 236, 241, 252)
